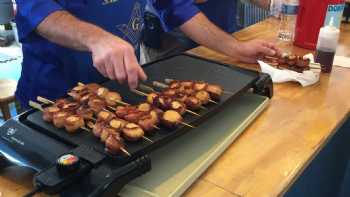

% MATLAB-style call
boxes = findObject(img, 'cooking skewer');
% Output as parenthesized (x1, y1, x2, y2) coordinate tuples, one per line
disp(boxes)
(39, 95, 159, 131)
(66, 92, 117, 112)
(93, 117, 154, 144)
(150, 81, 215, 107)
(134, 87, 201, 117)
(77, 82, 130, 106)
(131, 89, 196, 129)
(30, 100, 131, 156)
(37, 96, 97, 121)
(164, 78, 234, 95)
(36, 97, 155, 143)
(162, 79, 219, 104)
(140, 83, 207, 110)
(29, 101, 91, 133)
(88, 109, 155, 144)
(68, 91, 119, 113)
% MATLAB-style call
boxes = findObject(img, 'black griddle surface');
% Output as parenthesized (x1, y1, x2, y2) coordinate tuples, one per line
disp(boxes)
(23, 54, 260, 163)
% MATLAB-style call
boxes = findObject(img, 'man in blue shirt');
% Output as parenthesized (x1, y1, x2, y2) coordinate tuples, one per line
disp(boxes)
(15, 0, 279, 108)
(142, 0, 275, 62)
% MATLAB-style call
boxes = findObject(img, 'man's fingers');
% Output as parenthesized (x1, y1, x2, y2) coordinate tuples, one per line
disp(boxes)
(111, 54, 126, 84)
(124, 49, 140, 89)
(126, 65, 138, 89)
(262, 42, 281, 56)
(138, 67, 147, 82)
(259, 45, 277, 56)
(94, 57, 108, 77)
(261, 41, 274, 48)
(105, 59, 116, 80)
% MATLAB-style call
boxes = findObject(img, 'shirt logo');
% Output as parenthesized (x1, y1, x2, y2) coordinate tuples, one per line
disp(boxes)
(116, 2, 144, 49)
(6, 127, 17, 136)
(102, 0, 118, 5)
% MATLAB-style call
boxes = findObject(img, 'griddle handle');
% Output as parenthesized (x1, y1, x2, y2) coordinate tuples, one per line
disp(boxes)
(253, 73, 273, 98)
(0, 152, 10, 169)
(88, 156, 151, 197)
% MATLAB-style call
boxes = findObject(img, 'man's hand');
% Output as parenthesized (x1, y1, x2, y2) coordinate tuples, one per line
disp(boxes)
(180, 13, 281, 64)
(89, 32, 147, 89)
(234, 39, 281, 63)
(37, 11, 147, 89)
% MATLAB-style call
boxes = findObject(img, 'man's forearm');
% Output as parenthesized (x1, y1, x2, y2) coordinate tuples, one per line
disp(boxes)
(37, 10, 110, 51)
(179, 12, 239, 59)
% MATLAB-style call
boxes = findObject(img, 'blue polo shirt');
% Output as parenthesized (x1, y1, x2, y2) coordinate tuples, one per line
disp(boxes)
(198, 0, 237, 33)
(15, 0, 199, 108)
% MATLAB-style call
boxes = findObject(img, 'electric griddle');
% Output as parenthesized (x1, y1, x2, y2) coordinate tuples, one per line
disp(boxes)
(0, 54, 273, 197)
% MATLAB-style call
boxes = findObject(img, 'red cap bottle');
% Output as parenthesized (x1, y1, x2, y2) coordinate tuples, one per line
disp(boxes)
(294, 0, 345, 50)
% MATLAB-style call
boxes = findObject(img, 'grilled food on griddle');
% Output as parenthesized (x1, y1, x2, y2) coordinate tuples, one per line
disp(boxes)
(37, 79, 225, 156)
(165, 80, 224, 101)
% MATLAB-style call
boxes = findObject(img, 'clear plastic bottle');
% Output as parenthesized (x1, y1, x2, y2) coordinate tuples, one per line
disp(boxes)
(315, 17, 340, 73)
(278, 0, 299, 42)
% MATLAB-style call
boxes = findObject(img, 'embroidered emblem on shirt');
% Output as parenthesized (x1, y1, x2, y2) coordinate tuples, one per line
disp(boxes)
(116, 2, 144, 49)
(102, 0, 118, 5)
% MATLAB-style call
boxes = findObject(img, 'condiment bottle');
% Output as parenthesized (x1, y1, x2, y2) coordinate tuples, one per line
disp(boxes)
(315, 17, 340, 73)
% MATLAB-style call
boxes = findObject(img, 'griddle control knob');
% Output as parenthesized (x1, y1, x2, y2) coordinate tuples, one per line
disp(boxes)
(56, 154, 80, 174)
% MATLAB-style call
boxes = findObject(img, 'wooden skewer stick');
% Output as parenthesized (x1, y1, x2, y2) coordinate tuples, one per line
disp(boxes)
(163, 79, 219, 104)
(87, 121, 95, 129)
(116, 100, 131, 106)
(120, 148, 131, 157)
(80, 127, 91, 133)
(164, 78, 174, 84)
(208, 99, 218, 105)
(151, 82, 207, 110)
(151, 81, 168, 89)
(29, 101, 91, 133)
(139, 84, 156, 93)
(180, 122, 196, 129)
(137, 85, 201, 117)
(107, 106, 117, 112)
(153, 125, 160, 130)
(142, 136, 154, 143)
(309, 62, 322, 70)
(37, 96, 55, 105)
(29, 101, 44, 111)
(131, 89, 148, 97)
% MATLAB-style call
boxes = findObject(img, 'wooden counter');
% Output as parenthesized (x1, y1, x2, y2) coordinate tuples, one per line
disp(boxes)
(184, 19, 350, 197)
(1, 19, 350, 197)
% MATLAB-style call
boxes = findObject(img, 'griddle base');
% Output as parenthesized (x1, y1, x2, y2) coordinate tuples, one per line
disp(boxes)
(119, 93, 269, 197)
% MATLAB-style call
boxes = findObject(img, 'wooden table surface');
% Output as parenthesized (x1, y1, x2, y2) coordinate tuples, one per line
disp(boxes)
(1, 19, 350, 197)
(184, 19, 350, 197)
